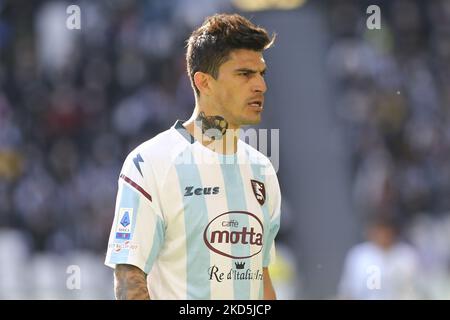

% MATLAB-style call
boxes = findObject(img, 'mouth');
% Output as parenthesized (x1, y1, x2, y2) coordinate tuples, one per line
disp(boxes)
(247, 99, 263, 109)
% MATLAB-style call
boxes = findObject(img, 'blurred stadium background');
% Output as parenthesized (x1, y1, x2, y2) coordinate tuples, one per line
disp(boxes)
(1, 0, 450, 299)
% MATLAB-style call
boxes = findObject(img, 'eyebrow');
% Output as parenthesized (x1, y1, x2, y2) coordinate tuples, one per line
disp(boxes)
(234, 67, 267, 75)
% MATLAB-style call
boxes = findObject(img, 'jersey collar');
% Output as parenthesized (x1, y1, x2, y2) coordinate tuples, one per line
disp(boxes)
(173, 120, 195, 144)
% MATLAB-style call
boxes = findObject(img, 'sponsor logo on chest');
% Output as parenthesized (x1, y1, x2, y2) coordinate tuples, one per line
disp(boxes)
(203, 211, 264, 259)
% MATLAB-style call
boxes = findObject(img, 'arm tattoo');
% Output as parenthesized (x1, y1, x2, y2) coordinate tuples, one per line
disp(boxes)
(114, 264, 150, 300)
(196, 111, 228, 140)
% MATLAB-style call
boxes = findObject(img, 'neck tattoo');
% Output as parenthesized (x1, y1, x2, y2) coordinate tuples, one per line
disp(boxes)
(196, 111, 229, 140)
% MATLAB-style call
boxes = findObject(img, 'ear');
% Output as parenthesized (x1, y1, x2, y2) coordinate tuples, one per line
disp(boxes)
(193, 71, 213, 96)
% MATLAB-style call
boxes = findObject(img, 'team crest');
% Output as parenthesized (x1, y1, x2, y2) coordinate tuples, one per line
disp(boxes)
(251, 180, 266, 206)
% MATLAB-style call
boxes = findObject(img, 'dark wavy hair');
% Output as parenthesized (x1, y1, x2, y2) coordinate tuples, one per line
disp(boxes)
(186, 13, 275, 97)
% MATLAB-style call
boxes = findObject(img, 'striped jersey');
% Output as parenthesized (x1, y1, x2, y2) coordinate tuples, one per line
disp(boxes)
(105, 120, 281, 299)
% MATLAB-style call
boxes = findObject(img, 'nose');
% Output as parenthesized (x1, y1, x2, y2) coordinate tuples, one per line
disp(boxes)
(252, 74, 267, 94)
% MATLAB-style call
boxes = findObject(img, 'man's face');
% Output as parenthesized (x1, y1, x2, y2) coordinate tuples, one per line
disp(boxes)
(209, 49, 267, 128)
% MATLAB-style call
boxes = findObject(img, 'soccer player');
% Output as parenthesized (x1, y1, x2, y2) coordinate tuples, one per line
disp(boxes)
(105, 13, 281, 300)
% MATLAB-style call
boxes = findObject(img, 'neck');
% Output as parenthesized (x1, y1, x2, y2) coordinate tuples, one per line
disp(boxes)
(184, 105, 239, 154)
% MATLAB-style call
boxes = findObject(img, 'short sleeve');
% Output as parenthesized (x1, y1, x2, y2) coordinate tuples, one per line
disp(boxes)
(104, 151, 165, 274)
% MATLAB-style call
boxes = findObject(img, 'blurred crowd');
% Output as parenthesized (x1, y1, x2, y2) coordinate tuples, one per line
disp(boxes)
(0, 0, 234, 255)
(327, 0, 450, 298)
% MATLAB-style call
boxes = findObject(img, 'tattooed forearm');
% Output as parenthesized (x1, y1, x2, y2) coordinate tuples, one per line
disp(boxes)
(196, 111, 228, 140)
(114, 264, 150, 300)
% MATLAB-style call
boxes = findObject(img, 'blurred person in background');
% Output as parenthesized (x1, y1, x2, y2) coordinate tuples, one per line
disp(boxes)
(338, 215, 423, 299)
(105, 13, 281, 300)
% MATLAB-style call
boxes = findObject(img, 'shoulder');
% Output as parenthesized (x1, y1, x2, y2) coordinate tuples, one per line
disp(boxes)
(346, 242, 377, 259)
(127, 126, 190, 166)
(239, 140, 275, 173)
(120, 126, 190, 181)
(139, 127, 186, 155)
(239, 140, 280, 204)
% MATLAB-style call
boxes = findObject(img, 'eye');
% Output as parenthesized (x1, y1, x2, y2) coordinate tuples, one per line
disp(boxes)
(239, 72, 250, 77)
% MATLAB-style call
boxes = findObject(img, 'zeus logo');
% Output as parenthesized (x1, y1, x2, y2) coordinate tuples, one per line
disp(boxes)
(184, 186, 220, 196)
